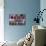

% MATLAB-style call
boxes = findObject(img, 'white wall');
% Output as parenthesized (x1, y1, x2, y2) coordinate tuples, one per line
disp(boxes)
(0, 0, 4, 42)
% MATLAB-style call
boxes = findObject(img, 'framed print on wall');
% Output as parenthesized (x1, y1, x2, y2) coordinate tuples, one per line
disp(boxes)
(9, 14, 26, 25)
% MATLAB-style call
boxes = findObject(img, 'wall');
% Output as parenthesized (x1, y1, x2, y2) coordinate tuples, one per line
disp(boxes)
(4, 0, 40, 42)
(40, 0, 46, 26)
(0, 0, 4, 42)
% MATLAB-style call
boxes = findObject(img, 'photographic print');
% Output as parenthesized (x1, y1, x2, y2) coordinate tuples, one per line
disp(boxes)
(9, 14, 26, 25)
